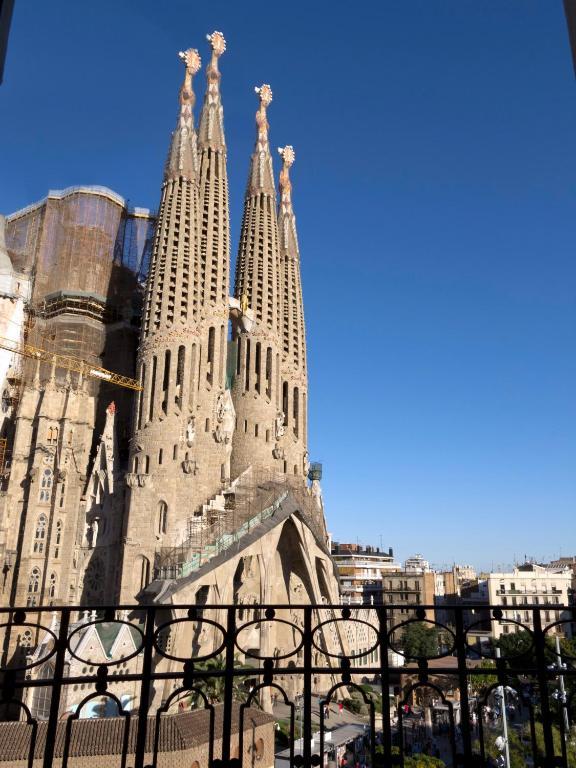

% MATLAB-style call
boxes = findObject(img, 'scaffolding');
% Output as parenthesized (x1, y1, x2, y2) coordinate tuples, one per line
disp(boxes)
(154, 468, 328, 580)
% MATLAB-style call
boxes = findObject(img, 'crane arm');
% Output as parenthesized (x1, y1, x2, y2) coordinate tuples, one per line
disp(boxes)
(0, 336, 143, 391)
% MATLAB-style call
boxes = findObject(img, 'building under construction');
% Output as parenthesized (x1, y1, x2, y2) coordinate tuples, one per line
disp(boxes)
(0, 35, 338, 676)
(0, 185, 155, 608)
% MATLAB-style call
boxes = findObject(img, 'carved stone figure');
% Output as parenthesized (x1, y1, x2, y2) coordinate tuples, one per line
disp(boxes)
(185, 417, 196, 447)
(275, 412, 285, 441)
(182, 458, 199, 475)
(214, 390, 235, 444)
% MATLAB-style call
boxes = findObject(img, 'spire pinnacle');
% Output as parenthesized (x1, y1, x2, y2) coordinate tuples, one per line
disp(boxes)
(278, 145, 295, 211)
(255, 84, 273, 146)
(177, 48, 201, 110)
(248, 84, 275, 195)
(207, 30, 226, 67)
(278, 145, 299, 259)
(198, 32, 227, 150)
(165, 49, 201, 181)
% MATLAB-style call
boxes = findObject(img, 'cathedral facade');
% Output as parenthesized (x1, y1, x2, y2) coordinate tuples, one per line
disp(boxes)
(0, 33, 336, 632)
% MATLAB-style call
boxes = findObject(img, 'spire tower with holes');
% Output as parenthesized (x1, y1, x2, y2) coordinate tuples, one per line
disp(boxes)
(120, 40, 233, 600)
(229, 85, 287, 478)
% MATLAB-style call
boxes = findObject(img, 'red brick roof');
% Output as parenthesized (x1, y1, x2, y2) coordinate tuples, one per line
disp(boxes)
(0, 703, 273, 761)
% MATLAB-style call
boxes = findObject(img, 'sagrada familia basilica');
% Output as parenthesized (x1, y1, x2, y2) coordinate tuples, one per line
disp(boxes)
(0, 31, 342, 648)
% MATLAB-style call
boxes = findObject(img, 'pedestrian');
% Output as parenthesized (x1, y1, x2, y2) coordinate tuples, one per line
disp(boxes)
(339, 702, 344, 716)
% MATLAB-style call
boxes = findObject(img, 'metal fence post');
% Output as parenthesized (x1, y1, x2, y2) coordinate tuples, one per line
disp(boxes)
(134, 606, 155, 768)
(42, 607, 70, 768)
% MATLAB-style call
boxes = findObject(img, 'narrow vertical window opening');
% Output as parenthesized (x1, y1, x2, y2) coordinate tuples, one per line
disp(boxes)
(282, 382, 289, 426)
(175, 346, 185, 408)
(149, 357, 157, 421)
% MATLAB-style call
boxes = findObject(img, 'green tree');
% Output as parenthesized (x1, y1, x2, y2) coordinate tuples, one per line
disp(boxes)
(478, 721, 576, 768)
(188, 654, 249, 706)
(377, 747, 446, 767)
(401, 622, 440, 659)
(469, 659, 498, 697)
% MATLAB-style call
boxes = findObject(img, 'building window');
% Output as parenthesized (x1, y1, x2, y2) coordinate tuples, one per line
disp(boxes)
(54, 520, 62, 558)
(175, 346, 185, 408)
(139, 556, 150, 591)
(39, 469, 53, 503)
(31, 663, 54, 719)
(162, 349, 171, 415)
(47, 427, 58, 446)
(293, 387, 299, 437)
(33, 514, 47, 553)
(282, 382, 289, 425)
(207, 327, 215, 384)
(27, 568, 41, 604)
(49, 572, 57, 599)
(158, 502, 168, 536)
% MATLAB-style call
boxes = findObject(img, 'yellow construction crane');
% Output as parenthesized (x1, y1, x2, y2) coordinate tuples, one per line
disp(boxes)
(0, 336, 143, 391)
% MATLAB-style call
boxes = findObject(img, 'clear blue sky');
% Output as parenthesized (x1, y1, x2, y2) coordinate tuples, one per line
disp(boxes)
(1, 1, 575, 571)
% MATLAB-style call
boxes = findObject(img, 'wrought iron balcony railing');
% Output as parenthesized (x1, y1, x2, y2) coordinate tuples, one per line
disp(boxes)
(0, 603, 574, 767)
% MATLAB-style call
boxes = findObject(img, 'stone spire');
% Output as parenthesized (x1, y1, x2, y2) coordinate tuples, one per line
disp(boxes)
(230, 85, 284, 479)
(248, 84, 276, 195)
(277, 146, 308, 479)
(165, 48, 201, 181)
(121, 47, 230, 601)
(278, 146, 306, 372)
(234, 85, 280, 330)
(198, 31, 230, 311)
(198, 31, 226, 151)
(142, 49, 202, 340)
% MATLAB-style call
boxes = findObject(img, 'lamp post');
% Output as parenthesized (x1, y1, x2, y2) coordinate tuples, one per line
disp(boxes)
(495, 648, 511, 768)
(551, 635, 570, 740)
(295, 693, 303, 755)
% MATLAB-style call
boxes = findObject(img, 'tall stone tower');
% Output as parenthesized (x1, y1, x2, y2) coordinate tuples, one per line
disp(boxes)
(120, 39, 232, 600)
(230, 85, 284, 478)
(276, 146, 308, 479)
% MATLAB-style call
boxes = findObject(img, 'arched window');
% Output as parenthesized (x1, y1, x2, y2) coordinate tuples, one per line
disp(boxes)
(27, 568, 41, 605)
(33, 514, 47, 553)
(48, 572, 57, 599)
(293, 387, 299, 437)
(161, 349, 171, 415)
(175, 346, 185, 408)
(149, 355, 157, 421)
(137, 363, 146, 429)
(54, 520, 62, 558)
(158, 501, 168, 536)
(138, 556, 150, 591)
(207, 327, 215, 384)
(84, 556, 104, 601)
(255, 342, 261, 393)
(31, 663, 54, 720)
(282, 382, 289, 425)
(39, 468, 53, 502)
(265, 347, 272, 398)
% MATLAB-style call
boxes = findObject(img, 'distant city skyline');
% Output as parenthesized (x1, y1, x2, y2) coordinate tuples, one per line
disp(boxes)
(1, 1, 575, 567)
